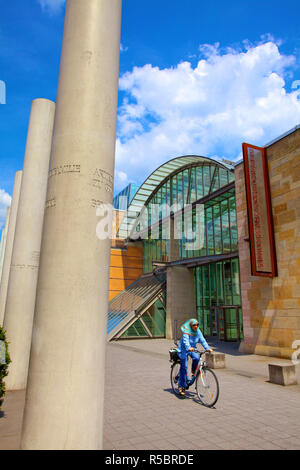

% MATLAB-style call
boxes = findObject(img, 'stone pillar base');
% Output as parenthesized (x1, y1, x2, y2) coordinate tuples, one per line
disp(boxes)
(268, 363, 298, 386)
(206, 352, 226, 369)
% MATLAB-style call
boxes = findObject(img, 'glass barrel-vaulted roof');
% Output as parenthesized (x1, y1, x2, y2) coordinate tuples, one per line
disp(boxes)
(117, 155, 234, 239)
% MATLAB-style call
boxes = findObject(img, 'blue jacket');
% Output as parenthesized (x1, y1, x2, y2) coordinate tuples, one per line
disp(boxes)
(177, 329, 210, 358)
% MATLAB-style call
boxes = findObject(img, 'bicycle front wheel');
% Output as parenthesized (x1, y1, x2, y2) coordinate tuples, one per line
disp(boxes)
(196, 367, 219, 407)
(170, 362, 181, 396)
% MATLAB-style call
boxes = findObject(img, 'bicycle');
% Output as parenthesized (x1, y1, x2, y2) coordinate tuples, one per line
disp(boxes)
(169, 347, 219, 407)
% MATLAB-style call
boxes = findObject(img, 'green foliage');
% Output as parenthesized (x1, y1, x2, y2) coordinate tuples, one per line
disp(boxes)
(0, 326, 11, 409)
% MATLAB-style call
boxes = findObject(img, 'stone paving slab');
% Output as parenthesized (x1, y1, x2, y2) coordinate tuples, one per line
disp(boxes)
(0, 338, 300, 450)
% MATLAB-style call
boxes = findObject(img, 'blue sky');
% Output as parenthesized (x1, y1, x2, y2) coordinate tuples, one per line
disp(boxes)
(1, 0, 300, 231)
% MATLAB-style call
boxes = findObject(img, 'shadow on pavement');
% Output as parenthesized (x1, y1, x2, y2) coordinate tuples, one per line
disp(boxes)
(163, 387, 176, 395)
(208, 339, 247, 356)
(164, 387, 218, 409)
(163, 387, 195, 400)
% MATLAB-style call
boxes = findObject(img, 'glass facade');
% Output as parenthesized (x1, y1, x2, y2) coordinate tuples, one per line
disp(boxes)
(175, 190, 238, 260)
(143, 228, 169, 273)
(109, 157, 243, 342)
(140, 159, 243, 342)
(146, 163, 234, 218)
(142, 163, 237, 272)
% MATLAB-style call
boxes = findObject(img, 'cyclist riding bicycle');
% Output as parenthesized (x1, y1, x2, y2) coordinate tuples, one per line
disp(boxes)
(177, 318, 213, 397)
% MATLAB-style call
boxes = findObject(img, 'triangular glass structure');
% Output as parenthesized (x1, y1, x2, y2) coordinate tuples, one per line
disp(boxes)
(107, 272, 166, 341)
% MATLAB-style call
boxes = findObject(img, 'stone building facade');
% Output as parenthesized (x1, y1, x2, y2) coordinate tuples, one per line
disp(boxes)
(236, 127, 300, 358)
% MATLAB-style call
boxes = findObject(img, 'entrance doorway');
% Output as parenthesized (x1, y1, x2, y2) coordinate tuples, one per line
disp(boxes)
(194, 257, 243, 341)
(209, 306, 243, 341)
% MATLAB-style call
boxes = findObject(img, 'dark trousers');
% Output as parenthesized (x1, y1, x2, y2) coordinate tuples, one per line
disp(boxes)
(178, 352, 199, 388)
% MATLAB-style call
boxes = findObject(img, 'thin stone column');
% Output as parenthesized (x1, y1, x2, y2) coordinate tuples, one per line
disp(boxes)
(0, 207, 10, 284)
(21, 0, 122, 450)
(3, 99, 55, 389)
(0, 171, 22, 326)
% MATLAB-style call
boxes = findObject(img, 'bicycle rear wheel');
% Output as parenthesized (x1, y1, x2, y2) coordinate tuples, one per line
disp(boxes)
(170, 362, 181, 396)
(195, 367, 219, 407)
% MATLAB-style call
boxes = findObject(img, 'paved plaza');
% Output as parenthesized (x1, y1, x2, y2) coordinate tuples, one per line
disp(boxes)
(1, 338, 300, 450)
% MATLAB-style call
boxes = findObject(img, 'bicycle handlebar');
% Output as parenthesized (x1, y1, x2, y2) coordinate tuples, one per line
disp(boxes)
(172, 345, 213, 355)
(193, 349, 212, 355)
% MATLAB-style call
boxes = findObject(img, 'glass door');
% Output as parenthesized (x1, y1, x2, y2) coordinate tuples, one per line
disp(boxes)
(217, 306, 243, 341)
(194, 258, 243, 341)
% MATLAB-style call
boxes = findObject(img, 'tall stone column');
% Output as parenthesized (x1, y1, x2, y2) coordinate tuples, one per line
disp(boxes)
(0, 207, 11, 284)
(3, 99, 55, 389)
(21, 0, 122, 450)
(0, 171, 22, 326)
(166, 266, 197, 340)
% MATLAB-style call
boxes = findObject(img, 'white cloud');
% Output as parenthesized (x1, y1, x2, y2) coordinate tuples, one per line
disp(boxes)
(115, 40, 300, 192)
(0, 189, 11, 230)
(120, 44, 128, 53)
(37, 0, 65, 15)
(117, 171, 128, 183)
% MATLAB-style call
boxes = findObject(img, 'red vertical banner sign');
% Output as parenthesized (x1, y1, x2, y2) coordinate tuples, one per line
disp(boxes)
(242, 143, 277, 277)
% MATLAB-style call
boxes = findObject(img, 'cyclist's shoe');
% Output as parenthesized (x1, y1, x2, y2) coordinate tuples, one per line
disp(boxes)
(178, 387, 185, 397)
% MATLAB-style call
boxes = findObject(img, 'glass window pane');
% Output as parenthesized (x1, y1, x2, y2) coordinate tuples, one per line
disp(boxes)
(216, 261, 224, 305)
(151, 299, 166, 336)
(190, 167, 197, 203)
(229, 196, 238, 251)
(211, 167, 220, 192)
(203, 265, 210, 307)
(172, 175, 177, 206)
(157, 188, 162, 208)
(121, 319, 149, 338)
(231, 258, 241, 305)
(161, 184, 166, 219)
(206, 207, 214, 255)
(177, 172, 183, 208)
(181, 216, 187, 258)
(175, 212, 183, 258)
(148, 240, 152, 272)
(192, 207, 199, 258)
(219, 168, 229, 187)
(166, 179, 171, 207)
(209, 263, 217, 305)
(183, 169, 189, 204)
(213, 203, 222, 255)
(225, 308, 237, 340)
(183, 208, 193, 258)
(228, 172, 235, 183)
(196, 166, 204, 199)
(157, 237, 162, 261)
(224, 260, 232, 305)
(203, 308, 210, 336)
(203, 166, 210, 195)
(221, 199, 230, 253)
(151, 236, 157, 261)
